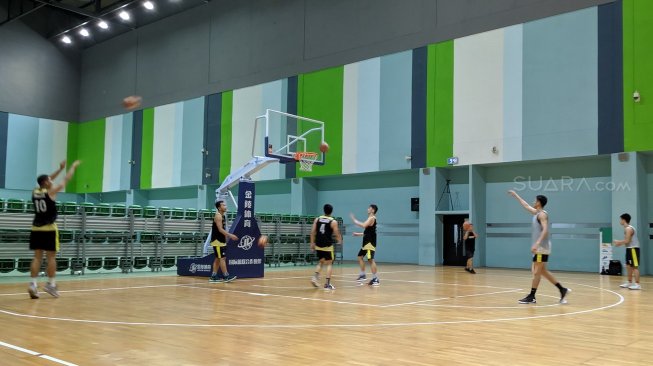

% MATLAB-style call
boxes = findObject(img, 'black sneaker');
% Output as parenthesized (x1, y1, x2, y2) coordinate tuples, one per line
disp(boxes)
(209, 274, 222, 283)
(223, 275, 237, 283)
(518, 294, 536, 304)
(469, 269, 476, 274)
(559, 287, 571, 304)
(464, 268, 470, 273)
(368, 278, 380, 286)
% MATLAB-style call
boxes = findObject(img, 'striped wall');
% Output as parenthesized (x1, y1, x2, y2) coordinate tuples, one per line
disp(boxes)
(231, 80, 287, 181)
(102, 114, 132, 192)
(1, 2, 648, 194)
(2, 115, 69, 190)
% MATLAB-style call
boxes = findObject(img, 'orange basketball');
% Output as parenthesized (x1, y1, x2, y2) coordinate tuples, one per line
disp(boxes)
(258, 235, 269, 248)
(122, 95, 142, 111)
(319, 141, 329, 153)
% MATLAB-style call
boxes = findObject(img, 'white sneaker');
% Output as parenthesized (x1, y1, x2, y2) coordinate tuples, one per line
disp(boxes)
(628, 283, 641, 290)
(311, 276, 319, 288)
(44, 283, 59, 298)
(28, 284, 39, 299)
(619, 282, 631, 288)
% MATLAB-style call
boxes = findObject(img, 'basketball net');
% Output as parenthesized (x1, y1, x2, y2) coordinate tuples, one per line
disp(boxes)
(294, 152, 318, 171)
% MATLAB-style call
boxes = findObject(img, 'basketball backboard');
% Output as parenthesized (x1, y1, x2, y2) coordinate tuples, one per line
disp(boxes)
(252, 109, 326, 166)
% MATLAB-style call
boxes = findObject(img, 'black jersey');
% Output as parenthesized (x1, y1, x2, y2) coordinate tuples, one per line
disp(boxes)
(211, 212, 227, 243)
(315, 215, 335, 247)
(32, 188, 57, 226)
(362, 216, 377, 247)
(465, 232, 476, 251)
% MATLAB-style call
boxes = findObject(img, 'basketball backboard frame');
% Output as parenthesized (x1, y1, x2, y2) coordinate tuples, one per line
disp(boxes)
(252, 109, 326, 166)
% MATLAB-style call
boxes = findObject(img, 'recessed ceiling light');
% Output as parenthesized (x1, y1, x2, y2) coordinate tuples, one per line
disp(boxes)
(79, 28, 90, 37)
(62, 35, 72, 44)
(143, 1, 154, 10)
(98, 20, 109, 29)
(119, 10, 130, 20)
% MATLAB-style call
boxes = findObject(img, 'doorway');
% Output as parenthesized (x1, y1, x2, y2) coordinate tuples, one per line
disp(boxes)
(442, 214, 468, 266)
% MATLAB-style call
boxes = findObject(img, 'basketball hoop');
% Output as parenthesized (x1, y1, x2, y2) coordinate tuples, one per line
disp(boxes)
(294, 152, 319, 171)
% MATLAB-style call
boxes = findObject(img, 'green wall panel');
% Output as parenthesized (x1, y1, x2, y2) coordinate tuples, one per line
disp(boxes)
(140, 108, 154, 189)
(297, 66, 344, 177)
(624, 0, 653, 151)
(426, 41, 454, 167)
(73, 119, 105, 193)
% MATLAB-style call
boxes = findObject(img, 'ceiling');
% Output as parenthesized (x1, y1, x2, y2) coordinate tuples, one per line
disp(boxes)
(0, 0, 208, 48)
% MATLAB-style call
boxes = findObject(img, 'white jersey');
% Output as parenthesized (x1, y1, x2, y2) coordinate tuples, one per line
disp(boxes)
(626, 225, 640, 248)
(532, 210, 551, 254)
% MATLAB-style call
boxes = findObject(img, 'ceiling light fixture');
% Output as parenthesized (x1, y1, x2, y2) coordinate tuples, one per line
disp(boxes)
(79, 28, 90, 37)
(62, 35, 72, 44)
(98, 20, 109, 29)
(119, 10, 130, 20)
(143, 1, 154, 10)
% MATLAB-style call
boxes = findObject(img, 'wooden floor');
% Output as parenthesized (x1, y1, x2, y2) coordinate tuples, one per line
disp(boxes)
(0, 264, 651, 365)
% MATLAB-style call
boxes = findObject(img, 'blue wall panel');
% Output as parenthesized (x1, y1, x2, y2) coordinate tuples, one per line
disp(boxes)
(522, 8, 598, 160)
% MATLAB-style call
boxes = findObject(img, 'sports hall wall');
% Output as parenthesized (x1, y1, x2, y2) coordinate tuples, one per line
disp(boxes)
(2, 0, 653, 271)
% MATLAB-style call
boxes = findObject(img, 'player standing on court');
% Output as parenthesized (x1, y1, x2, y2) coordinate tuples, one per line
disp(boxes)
(310, 204, 342, 290)
(351, 204, 380, 286)
(508, 191, 570, 304)
(613, 213, 641, 290)
(28, 160, 80, 299)
(209, 200, 238, 283)
(463, 220, 478, 274)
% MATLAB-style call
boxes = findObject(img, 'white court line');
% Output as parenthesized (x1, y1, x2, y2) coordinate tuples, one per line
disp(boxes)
(180, 284, 379, 307)
(412, 293, 562, 309)
(0, 284, 181, 297)
(0, 280, 625, 328)
(251, 284, 360, 289)
(380, 289, 523, 308)
(0, 341, 77, 366)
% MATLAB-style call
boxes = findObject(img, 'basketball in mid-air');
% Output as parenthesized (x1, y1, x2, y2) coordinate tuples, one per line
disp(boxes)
(320, 141, 329, 153)
(258, 235, 269, 248)
(122, 95, 142, 110)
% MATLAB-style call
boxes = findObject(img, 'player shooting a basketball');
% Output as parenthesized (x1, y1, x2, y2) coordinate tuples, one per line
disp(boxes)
(28, 160, 81, 299)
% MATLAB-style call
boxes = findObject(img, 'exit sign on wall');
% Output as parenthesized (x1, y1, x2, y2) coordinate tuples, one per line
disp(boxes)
(447, 157, 459, 165)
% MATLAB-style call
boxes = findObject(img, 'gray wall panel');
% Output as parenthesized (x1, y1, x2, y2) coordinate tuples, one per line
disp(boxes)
(0, 13, 79, 121)
(209, 0, 305, 84)
(2, 0, 617, 121)
(80, 32, 138, 121)
(79, 0, 614, 121)
(304, 0, 429, 59)
(137, 6, 210, 100)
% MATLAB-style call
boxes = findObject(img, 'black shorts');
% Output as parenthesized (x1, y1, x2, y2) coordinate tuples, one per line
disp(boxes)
(626, 248, 640, 268)
(466, 250, 475, 258)
(316, 248, 334, 261)
(358, 248, 376, 260)
(213, 245, 227, 258)
(532, 254, 549, 263)
(30, 229, 59, 252)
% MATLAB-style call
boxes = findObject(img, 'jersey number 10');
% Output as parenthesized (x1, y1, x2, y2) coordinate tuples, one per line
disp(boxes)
(34, 199, 47, 213)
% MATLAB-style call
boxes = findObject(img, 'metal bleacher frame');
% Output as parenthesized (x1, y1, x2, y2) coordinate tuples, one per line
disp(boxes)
(0, 200, 345, 275)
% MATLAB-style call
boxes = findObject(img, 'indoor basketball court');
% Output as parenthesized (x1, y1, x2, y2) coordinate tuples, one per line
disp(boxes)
(0, 265, 650, 365)
(1, 0, 652, 365)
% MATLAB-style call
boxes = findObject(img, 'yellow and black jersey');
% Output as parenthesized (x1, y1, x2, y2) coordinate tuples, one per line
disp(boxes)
(315, 215, 335, 248)
(31, 188, 57, 227)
